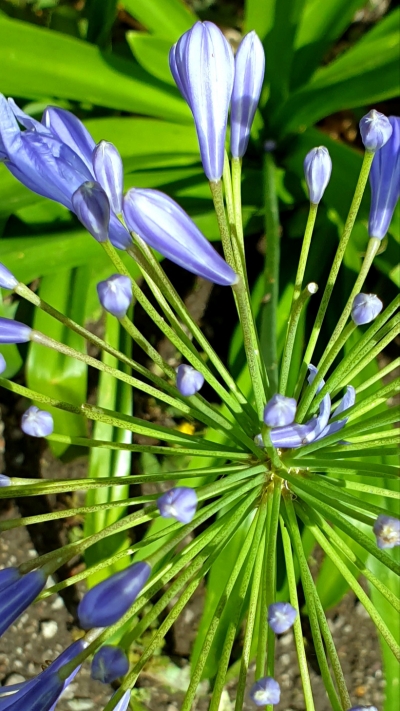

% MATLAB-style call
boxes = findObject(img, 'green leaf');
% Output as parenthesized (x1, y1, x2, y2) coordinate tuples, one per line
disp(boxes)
(0, 14, 190, 122)
(122, 0, 196, 42)
(86, 0, 118, 47)
(126, 33, 175, 85)
(244, 0, 275, 41)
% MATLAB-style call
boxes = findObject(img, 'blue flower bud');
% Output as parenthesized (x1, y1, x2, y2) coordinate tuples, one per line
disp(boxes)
(157, 487, 198, 524)
(0, 568, 46, 636)
(78, 561, 151, 629)
(93, 141, 124, 215)
(351, 293, 383, 326)
(169, 21, 234, 181)
(263, 394, 297, 427)
(97, 274, 132, 319)
(268, 602, 297, 634)
(347, 707, 378, 711)
(230, 31, 265, 159)
(21, 406, 54, 438)
(123, 188, 237, 286)
(0, 317, 31, 344)
(72, 181, 110, 242)
(0, 473, 11, 487)
(0, 263, 17, 290)
(0, 566, 20, 591)
(176, 364, 204, 396)
(359, 110, 393, 152)
(91, 645, 129, 683)
(303, 146, 332, 204)
(373, 515, 400, 549)
(4, 670, 64, 711)
(249, 677, 281, 706)
(112, 691, 131, 711)
(0, 353, 6, 374)
(369, 116, 400, 240)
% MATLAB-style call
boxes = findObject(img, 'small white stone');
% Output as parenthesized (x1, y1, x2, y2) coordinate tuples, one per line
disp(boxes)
(40, 620, 58, 639)
(67, 700, 95, 711)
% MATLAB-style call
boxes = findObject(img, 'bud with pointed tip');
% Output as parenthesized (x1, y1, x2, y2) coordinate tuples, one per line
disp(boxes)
(373, 515, 400, 549)
(263, 394, 297, 428)
(72, 180, 110, 242)
(0, 317, 31, 344)
(0, 263, 18, 290)
(176, 364, 204, 396)
(93, 141, 124, 215)
(351, 293, 383, 326)
(91, 646, 129, 684)
(369, 115, 400, 240)
(0, 568, 46, 636)
(0, 353, 6, 374)
(97, 274, 132, 319)
(230, 31, 265, 159)
(157, 487, 198, 524)
(249, 677, 281, 706)
(268, 602, 297, 634)
(360, 110, 393, 152)
(0, 566, 20, 591)
(303, 146, 332, 204)
(21, 406, 54, 437)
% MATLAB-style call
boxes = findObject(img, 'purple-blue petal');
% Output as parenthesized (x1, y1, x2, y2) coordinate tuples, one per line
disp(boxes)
(97, 274, 132, 319)
(72, 181, 110, 243)
(91, 646, 129, 684)
(303, 146, 332, 204)
(373, 515, 400, 549)
(176, 364, 204, 396)
(369, 116, 400, 239)
(263, 394, 296, 427)
(42, 106, 96, 172)
(0, 354, 6, 374)
(0, 473, 11, 487)
(157, 487, 198, 524)
(93, 141, 124, 215)
(21, 406, 54, 438)
(230, 31, 265, 159)
(0, 568, 46, 637)
(360, 110, 393, 152)
(0, 566, 20, 592)
(267, 602, 297, 634)
(351, 293, 383, 325)
(0, 263, 18, 290)
(0, 317, 31, 344)
(249, 677, 281, 706)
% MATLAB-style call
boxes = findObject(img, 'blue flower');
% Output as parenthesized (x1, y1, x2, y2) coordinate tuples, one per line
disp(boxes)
(91, 645, 129, 684)
(0, 263, 18, 290)
(373, 515, 400, 549)
(123, 188, 237, 286)
(93, 140, 124, 215)
(111, 691, 131, 711)
(97, 274, 132, 319)
(249, 677, 281, 706)
(77, 561, 151, 629)
(263, 394, 297, 427)
(176, 364, 205, 396)
(351, 293, 383, 325)
(0, 317, 31, 344)
(359, 110, 393, 152)
(268, 602, 297, 634)
(0, 568, 46, 637)
(21, 406, 54, 438)
(72, 181, 110, 243)
(169, 22, 234, 181)
(303, 146, 332, 204)
(369, 116, 400, 240)
(0, 566, 20, 591)
(157, 487, 198, 524)
(230, 31, 265, 159)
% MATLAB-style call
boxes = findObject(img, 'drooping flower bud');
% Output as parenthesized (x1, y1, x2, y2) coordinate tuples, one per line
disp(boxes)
(369, 116, 400, 240)
(0, 263, 18, 290)
(263, 394, 297, 428)
(176, 364, 204, 396)
(0, 473, 11, 487)
(93, 141, 124, 215)
(78, 561, 151, 629)
(0, 568, 46, 636)
(21, 406, 54, 438)
(72, 181, 110, 242)
(0, 353, 6, 374)
(373, 515, 400, 549)
(359, 110, 393, 152)
(303, 147, 332, 204)
(249, 677, 281, 706)
(351, 293, 383, 326)
(230, 31, 265, 159)
(157, 487, 198, 524)
(267, 602, 297, 634)
(96, 274, 132, 319)
(123, 188, 237, 286)
(91, 646, 129, 684)
(0, 317, 31, 344)
(169, 21, 234, 181)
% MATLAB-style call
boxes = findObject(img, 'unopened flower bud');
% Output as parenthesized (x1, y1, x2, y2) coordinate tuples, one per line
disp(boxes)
(304, 146, 332, 204)
(91, 646, 129, 684)
(230, 31, 265, 159)
(0, 353, 6, 374)
(157, 487, 198, 524)
(373, 515, 400, 549)
(268, 602, 297, 634)
(263, 394, 297, 427)
(93, 141, 124, 215)
(0, 263, 18, 290)
(176, 364, 204, 396)
(360, 110, 393, 152)
(0, 317, 31, 344)
(249, 677, 281, 706)
(369, 116, 400, 240)
(112, 691, 131, 711)
(0, 568, 46, 636)
(0, 473, 11, 487)
(21, 406, 54, 437)
(0, 566, 20, 591)
(347, 707, 378, 711)
(72, 181, 110, 242)
(351, 293, 383, 325)
(97, 274, 132, 319)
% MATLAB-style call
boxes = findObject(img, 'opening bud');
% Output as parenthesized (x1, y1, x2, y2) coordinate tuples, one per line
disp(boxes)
(303, 146, 332, 204)
(263, 394, 297, 427)
(267, 602, 297, 634)
(21, 406, 54, 438)
(360, 110, 393, 152)
(249, 677, 281, 706)
(373, 515, 400, 549)
(351, 293, 383, 325)
(91, 645, 129, 684)
(157, 487, 198, 524)
(93, 141, 124, 215)
(72, 180, 110, 242)
(97, 274, 132, 319)
(176, 364, 204, 396)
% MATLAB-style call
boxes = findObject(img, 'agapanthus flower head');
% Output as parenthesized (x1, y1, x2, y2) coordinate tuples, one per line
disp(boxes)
(97, 274, 132, 319)
(93, 140, 124, 215)
(72, 181, 110, 243)
(373, 515, 400, 549)
(123, 188, 237, 286)
(268, 602, 297, 634)
(249, 677, 281, 706)
(0, 353, 6, 374)
(0, 317, 31, 344)
(176, 364, 205, 396)
(359, 109, 393, 152)
(369, 115, 400, 240)
(303, 146, 332, 204)
(91, 645, 129, 684)
(21, 406, 54, 438)
(77, 560, 151, 629)
(157, 487, 198, 524)
(169, 21, 234, 181)
(0, 263, 17, 290)
(230, 31, 265, 159)
(263, 394, 297, 427)
(351, 293, 383, 325)
(0, 567, 46, 636)
(0, 473, 11, 487)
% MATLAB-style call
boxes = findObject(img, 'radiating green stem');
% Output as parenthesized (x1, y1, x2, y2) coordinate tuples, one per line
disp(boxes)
(294, 150, 375, 399)
(265, 479, 282, 711)
(293, 202, 318, 303)
(209, 178, 236, 269)
(231, 156, 245, 251)
(260, 151, 280, 394)
(279, 282, 318, 396)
